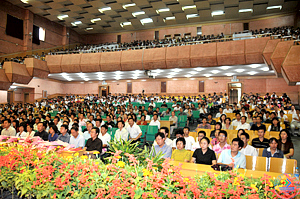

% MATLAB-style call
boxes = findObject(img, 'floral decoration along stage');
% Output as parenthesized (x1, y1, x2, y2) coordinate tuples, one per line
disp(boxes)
(0, 137, 299, 199)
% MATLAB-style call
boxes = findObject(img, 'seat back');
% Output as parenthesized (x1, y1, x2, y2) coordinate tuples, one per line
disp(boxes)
(161, 116, 170, 121)
(146, 125, 159, 144)
(269, 158, 297, 174)
(245, 155, 267, 171)
(269, 131, 280, 139)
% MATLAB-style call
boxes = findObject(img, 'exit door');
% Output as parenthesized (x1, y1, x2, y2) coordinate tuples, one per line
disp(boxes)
(228, 83, 242, 104)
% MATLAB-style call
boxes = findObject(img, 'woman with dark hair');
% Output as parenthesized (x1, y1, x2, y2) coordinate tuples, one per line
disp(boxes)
(210, 122, 222, 138)
(219, 114, 226, 125)
(137, 115, 147, 125)
(191, 137, 217, 165)
(48, 125, 59, 142)
(262, 137, 284, 158)
(171, 137, 191, 162)
(237, 129, 246, 139)
(278, 129, 294, 159)
(222, 118, 233, 130)
(267, 118, 282, 132)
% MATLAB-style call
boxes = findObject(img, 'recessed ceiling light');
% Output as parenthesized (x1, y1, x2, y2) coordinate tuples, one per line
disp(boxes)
(71, 21, 82, 26)
(156, 8, 170, 13)
(57, 14, 68, 20)
(167, 76, 173, 78)
(77, 73, 86, 78)
(185, 74, 192, 78)
(86, 27, 93, 30)
(182, 5, 196, 10)
(211, 10, 224, 16)
(163, 16, 175, 22)
(261, 67, 269, 71)
(189, 71, 198, 75)
(169, 72, 177, 76)
(172, 68, 182, 72)
(250, 64, 260, 68)
(153, 69, 163, 73)
(21, 0, 29, 4)
(204, 74, 211, 77)
(141, 79, 146, 81)
(220, 66, 231, 70)
(195, 68, 205, 71)
(248, 71, 257, 75)
(140, 18, 153, 25)
(91, 18, 101, 23)
(235, 69, 245, 73)
(190, 78, 195, 80)
(267, 5, 282, 10)
(99, 7, 111, 13)
(132, 77, 137, 79)
(239, 9, 253, 13)
(127, 80, 131, 82)
(122, 3, 136, 9)
(296, 82, 300, 85)
(115, 71, 122, 75)
(120, 22, 132, 27)
(211, 70, 220, 74)
(132, 11, 145, 17)
(226, 73, 234, 76)
(186, 14, 199, 19)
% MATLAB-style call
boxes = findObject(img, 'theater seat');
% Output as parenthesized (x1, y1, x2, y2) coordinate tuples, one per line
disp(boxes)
(245, 155, 267, 171)
(269, 158, 297, 174)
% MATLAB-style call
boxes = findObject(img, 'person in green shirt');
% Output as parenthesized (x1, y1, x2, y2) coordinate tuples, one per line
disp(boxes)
(171, 137, 191, 162)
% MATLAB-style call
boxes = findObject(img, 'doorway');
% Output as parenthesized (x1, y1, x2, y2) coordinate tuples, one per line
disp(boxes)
(228, 83, 242, 104)
(99, 86, 109, 97)
(24, 93, 29, 103)
(7, 91, 13, 103)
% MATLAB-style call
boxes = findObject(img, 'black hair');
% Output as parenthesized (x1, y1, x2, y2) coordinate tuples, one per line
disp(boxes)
(215, 122, 222, 129)
(232, 138, 244, 148)
(61, 124, 69, 130)
(183, 126, 190, 131)
(219, 130, 227, 138)
(269, 137, 279, 144)
(92, 127, 100, 134)
(155, 132, 165, 139)
(198, 130, 206, 137)
(160, 127, 169, 135)
(240, 132, 250, 140)
(176, 137, 186, 146)
(49, 125, 59, 134)
(241, 116, 247, 121)
(200, 137, 210, 145)
(101, 124, 108, 130)
(71, 126, 78, 132)
(175, 129, 184, 136)
(279, 129, 291, 142)
(117, 120, 125, 127)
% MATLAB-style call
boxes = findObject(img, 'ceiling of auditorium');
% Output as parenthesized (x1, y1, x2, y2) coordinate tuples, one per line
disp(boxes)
(47, 64, 275, 82)
(7, 0, 299, 34)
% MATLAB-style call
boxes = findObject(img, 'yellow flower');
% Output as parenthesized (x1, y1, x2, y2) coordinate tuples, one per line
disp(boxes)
(143, 169, 152, 177)
(93, 151, 100, 155)
(74, 152, 79, 157)
(117, 161, 125, 168)
(116, 155, 121, 159)
(239, 174, 245, 179)
(183, 178, 190, 183)
(152, 167, 158, 170)
(233, 177, 240, 186)
(80, 155, 88, 160)
(251, 184, 258, 192)
(268, 182, 274, 188)
(275, 185, 282, 192)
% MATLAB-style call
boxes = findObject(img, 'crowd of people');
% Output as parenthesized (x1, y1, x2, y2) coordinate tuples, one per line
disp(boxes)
(0, 91, 297, 170)
(1, 25, 299, 68)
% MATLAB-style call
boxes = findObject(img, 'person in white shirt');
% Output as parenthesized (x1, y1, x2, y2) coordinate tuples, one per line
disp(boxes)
(172, 129, 192, 150)
(126, 118, 142, 144)
(223, 105, 233, 114)
(98, 124, 111, 154)
(232, 113, 242, 127)
(83, 122, 93, 141)
(16, 125, 27, 138)
(153, 127, 172, 147)
(291, 109, 300, 136)
(143, 110, 151, 121)
(236, 116, 251, 130)
(199, 104, 207, 115)
(69, 126, 85, 149)
(183, 126, 195, 149)
(26, 124, 36, 137)
(240, 132, 258, 156)
(149, 100, 156, 108)
(191, 131, 212, 151)
(149, 114, 160, 129)
(78, 113, 86, 130)
(288, 106, 296, 115)
(114, 121, 129, 142)
(95, 119, 105, 131)
(240, 107, 247, 117)
(173, 104, 181, 111)
(1, 119, 16, 136)
(215, 108, 226, 118)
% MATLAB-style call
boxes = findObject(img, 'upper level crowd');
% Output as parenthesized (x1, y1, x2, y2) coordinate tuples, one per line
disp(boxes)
(0, 91, 298, 170)
(1, 25, 299, 68)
